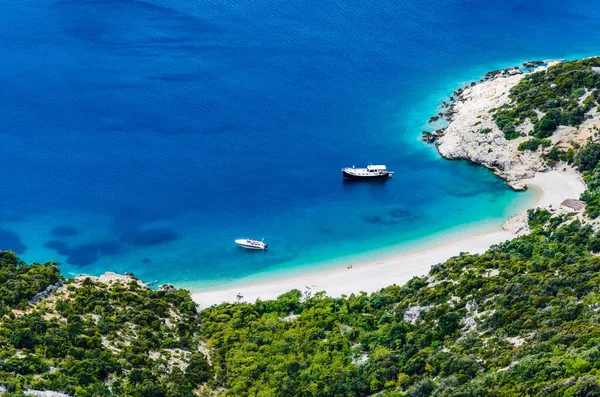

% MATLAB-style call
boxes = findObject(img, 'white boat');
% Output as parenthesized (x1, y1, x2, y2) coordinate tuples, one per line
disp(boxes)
(342, 163, 393, 180)
(235, 238, 268, 251)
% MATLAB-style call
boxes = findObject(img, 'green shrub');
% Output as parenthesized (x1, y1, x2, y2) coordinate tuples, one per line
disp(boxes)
(518, 138, 551, 151)
(493, 58, 600, 140)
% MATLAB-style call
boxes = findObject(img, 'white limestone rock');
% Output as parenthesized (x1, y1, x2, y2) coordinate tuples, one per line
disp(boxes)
(503, 210, 531, 236)
(403, 306, 431, 324)
(436, 64, 558, 190)
(25, 391, 71, 397)
(75, 272, 147, 288)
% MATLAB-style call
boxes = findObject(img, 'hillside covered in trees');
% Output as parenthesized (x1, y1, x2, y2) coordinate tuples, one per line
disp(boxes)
(0, 252, 211, 397)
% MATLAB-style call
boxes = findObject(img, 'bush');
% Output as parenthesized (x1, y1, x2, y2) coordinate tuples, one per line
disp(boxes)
(493, 58, 600, 140)
(185, 354, 211, 385)
(408, 378, 436, 397)
(572, 87, 586, 98)
(518, 138, 551, 151)
(575, 143, 600, 172)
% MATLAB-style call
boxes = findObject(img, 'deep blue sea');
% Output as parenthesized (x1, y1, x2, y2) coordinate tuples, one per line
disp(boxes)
(2, 0, 600, 289)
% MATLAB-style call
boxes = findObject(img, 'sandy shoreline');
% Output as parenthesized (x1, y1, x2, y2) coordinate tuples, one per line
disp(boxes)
(191, 168, 584, 308)
(523, 168, 584, 209)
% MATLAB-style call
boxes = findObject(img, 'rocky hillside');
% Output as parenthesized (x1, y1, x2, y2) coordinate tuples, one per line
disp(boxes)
(431, 58, 600, 190)
(0, 251, 211, 397)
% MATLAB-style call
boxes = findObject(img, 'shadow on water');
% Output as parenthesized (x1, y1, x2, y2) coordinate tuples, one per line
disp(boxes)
(341, 178, 393, 194)
(342, 177, 392, 185)
(364, 208, 420, 226)
(236, 246, 269, 254)
(0, 229, 27, 254)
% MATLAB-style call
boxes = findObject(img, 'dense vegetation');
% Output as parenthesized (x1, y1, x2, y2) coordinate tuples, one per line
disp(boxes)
(0, 250, 210, 397)
(517, 137, 551, 152)
(493, 57, 600, 140)
(0, 252, 60, 312)
(577, 142, 600, 219)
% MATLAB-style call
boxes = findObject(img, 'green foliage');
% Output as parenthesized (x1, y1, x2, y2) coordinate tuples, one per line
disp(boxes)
(0, 269, 209, 396)
(0, 250, 60, 313)
(575, 143, 600, 172)
(517, 138, 551, 151)
(492, 111, 520, 140)
(544, 146, 565, 167)
(572, 87, 586, 98)
(493, 57, 600, 140)
(576, 143, 600, 218)
(479, 128, 492, 134)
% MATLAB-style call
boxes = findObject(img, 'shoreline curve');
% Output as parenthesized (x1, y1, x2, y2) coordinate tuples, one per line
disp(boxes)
(191, 168, 584, 308)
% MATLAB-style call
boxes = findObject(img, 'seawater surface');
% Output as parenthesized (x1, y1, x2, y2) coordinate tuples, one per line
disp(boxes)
(2, 0, 600, 288)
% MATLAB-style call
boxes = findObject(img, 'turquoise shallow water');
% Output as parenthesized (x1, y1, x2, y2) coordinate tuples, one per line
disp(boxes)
(1, 0, 600, 288)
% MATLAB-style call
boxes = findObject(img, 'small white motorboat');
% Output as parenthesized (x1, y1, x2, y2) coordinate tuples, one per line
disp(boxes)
(235, 238, 268, 251)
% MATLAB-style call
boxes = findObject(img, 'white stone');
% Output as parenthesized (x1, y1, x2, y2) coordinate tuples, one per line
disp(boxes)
(503, 210, 531, 236)
(403, 306, 431, 324)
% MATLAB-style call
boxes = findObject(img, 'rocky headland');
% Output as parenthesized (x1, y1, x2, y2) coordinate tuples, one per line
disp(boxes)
(425, 60, 599, 191)
(420, 58, 600, 235)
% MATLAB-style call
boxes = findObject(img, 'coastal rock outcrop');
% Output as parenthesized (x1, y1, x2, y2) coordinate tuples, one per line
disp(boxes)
(503, 210, 531, 236)
(434, 64, 556, 190)
(159, 283, 176, 291)
(523, 60, 544, 68)
(75, 271, 147, 287)
(29, 280, 63, 304)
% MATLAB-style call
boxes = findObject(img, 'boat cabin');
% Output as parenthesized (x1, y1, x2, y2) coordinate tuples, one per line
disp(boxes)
(366, 164, 387, 172)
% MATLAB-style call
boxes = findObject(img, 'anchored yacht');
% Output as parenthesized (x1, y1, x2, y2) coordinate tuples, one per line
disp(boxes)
(342, 164, 393, 180)
(235, 238, 268, 251)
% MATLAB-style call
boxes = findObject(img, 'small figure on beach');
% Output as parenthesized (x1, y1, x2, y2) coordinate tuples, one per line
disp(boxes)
(347, 264, 353, 269)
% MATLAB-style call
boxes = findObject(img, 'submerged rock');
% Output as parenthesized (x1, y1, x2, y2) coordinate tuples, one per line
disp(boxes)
(421, 131, 436, 143)
(159, 283, 176, 291)
(523, 60, 544, 68)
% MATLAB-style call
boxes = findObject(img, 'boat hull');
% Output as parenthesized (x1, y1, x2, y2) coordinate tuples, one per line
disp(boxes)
(237, 244, 265, 250)
(342, 170, 391, 180)
(235, 238, 268, 250)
